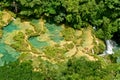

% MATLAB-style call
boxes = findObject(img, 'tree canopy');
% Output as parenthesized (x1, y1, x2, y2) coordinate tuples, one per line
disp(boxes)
(1, 0, 120, 40)
(0, 57, 119, 80)
(0, 0, 120, 79)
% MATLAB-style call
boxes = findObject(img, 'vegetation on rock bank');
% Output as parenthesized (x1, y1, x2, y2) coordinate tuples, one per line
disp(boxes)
(0, 0, 120, 80)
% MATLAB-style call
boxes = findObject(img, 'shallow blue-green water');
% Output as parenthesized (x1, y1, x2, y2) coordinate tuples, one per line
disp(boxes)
(0, 21, 65, 66)
(45, 23, 64, 43)
(28, 22, 64, 50)
(29, 37, 49, 49)
(0, 43, 20, 66)
(0, 21, 20, 66)
(3, 22, 19, 33)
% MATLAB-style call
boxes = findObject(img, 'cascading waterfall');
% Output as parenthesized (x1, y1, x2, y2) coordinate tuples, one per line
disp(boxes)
(100, 40, 116, 56)
(99, 40, 120, 63)
(105, 40, 114, 54)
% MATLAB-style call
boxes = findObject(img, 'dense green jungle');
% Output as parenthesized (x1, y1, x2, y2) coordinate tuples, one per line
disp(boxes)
(0, 0, 120, 80)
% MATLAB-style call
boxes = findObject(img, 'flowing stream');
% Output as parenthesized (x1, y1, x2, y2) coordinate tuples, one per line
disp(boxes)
(104, 40, 116, 54)
(100, 40, 117, 56)
(99, 40, 120, 63)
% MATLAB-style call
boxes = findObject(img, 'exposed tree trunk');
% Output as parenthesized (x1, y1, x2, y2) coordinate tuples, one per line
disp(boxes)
(11, 1, 18, 13)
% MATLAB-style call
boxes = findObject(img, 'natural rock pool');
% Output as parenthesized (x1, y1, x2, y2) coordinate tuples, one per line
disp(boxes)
(3, 22, 19, 33)
(45, 23, 64, 43)
(29, 36, 49, 49)
(28, 21, 64, 50)
(0, 22, 20, 66)
(0, 43, 19, 66)
(0, 19, 65, 66)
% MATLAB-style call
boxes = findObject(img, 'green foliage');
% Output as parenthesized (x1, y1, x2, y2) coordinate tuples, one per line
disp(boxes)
(1, 0, 120, 39)
(93, 42, 105, 54)
(95, 29, 104, 39)
(64, 43, 74, 50)
(61, 27, 75, 41)
(25, 29, 33, 35)
(54, 13, 65, 23)
(1, 1, 120, 79)
(0, 56, 119, 80)
(0, 60, 33, 80)
(63, 57, 120, 80)
(110, 50, 120, 63)
(11, 31, 28, 51)
(43, 46, 67, 58)
(13, 32, 25, 41)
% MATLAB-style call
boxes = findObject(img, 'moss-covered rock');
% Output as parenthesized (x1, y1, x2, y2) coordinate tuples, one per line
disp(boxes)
(0, 10, 15, 28)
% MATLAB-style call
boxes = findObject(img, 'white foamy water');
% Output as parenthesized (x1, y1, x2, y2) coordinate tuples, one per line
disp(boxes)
(100, 40, 117, 56)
